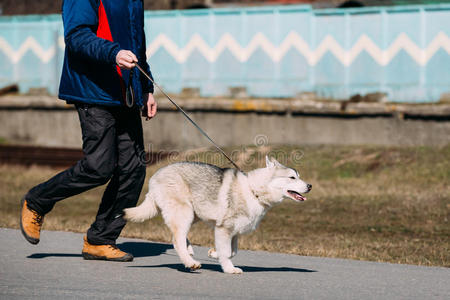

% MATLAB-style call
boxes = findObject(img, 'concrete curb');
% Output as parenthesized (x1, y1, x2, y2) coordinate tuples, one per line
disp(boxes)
(1, 95, 450, 117)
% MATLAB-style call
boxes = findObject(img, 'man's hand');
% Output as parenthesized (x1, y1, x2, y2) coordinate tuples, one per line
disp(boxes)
(116, 50, 138, 69)
(142, 93, 157, 120)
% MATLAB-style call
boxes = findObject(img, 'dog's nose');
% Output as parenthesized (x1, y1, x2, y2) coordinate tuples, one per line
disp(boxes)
(307, 184, 312, 190)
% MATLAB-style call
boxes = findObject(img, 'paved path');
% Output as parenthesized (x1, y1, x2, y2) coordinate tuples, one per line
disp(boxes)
(0, 228, 448, 299)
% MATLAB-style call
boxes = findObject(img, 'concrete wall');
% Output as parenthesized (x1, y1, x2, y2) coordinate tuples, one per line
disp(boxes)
(1, 4, 450, 102)
(1, 96, 449, 149)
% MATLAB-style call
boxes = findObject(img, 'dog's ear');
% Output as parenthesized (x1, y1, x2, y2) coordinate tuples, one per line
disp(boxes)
(265, 155, 275, 168)
(270, 156, 286, 168)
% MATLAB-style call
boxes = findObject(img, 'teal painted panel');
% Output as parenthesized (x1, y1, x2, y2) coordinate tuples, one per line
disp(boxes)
(1, 4, 450, 102)
(349, 12, 383, 49)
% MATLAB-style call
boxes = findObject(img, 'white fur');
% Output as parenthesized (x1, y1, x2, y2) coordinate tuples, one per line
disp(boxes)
(124, 156, 311, 274)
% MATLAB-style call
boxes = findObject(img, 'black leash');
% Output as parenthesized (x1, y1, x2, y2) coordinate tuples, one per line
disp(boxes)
(135, 64, 242, 172)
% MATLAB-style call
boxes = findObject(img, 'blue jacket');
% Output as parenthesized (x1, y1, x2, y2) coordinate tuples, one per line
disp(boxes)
(59, 0, 153, 107)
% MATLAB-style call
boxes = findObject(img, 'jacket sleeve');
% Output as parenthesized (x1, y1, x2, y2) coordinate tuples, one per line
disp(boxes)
(139, 14, 154, 94)
(62, 0, 121, 65)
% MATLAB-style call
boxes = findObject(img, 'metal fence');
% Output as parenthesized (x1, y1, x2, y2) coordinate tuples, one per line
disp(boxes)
(1, 4, 449, 102)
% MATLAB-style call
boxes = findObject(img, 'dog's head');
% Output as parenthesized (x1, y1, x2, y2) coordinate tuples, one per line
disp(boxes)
(263, 156, 312, 204)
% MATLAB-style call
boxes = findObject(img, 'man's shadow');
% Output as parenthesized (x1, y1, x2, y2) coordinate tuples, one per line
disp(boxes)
(28, 253, 82, 259)
(27, 241, 172, 259)
(117, 241, 173, 258)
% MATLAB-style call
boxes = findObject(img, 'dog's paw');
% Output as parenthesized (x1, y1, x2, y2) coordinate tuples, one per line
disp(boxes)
(224, 267, 243, 274)
(187, 244, 194, 256)
(186, 260, 202, 270)
(207, 248, 218, 259)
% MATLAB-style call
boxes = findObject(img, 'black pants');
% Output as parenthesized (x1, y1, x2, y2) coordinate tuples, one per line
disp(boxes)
(26, 103, 147, 245)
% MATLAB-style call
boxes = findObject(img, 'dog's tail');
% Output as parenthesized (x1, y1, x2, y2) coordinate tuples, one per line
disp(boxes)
(123, 189, 159, 223)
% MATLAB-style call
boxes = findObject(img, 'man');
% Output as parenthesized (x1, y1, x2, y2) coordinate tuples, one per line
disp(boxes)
(20, 0, 156, 262)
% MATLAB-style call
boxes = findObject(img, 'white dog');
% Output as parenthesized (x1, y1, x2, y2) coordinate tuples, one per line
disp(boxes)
(124, 156, 311, 274)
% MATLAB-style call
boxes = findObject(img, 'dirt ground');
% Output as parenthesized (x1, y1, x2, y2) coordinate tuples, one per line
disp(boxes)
(1, 144, 449, 267)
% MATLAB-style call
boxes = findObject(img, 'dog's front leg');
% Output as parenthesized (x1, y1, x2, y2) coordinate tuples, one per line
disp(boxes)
(215, 227, 243, 274)
(209, 235, 238, 259)
(231, 235, 238, 258)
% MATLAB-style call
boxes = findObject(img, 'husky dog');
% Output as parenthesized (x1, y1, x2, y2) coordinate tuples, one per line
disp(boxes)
(124, 156, 312, 274)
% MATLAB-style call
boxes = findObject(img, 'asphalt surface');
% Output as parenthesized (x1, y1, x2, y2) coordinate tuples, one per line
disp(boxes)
(0, 228, 448, 299)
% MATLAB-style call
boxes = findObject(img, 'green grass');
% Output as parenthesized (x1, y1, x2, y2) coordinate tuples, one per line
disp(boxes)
(1, 144, 449, 267)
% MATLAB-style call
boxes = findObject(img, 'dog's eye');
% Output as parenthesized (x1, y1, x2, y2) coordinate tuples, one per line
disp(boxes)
(289, 176, 296, 180)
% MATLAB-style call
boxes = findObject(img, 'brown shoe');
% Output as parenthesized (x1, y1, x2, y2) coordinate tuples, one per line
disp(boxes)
(81, 236, 133, 262)
(20, 198, 44, 245)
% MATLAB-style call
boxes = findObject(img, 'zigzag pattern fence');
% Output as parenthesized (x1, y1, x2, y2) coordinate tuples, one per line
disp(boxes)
(147, 31, 450, 66)
(1, 5, 450, 102)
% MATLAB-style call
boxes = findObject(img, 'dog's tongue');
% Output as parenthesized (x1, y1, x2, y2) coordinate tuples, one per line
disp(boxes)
(289, 191, 306, 202)
(295, 194, 306, 201)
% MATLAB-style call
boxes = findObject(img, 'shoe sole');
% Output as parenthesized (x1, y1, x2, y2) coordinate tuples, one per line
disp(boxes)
(20, 198, 40, 245)
(82, 252, 133, 262)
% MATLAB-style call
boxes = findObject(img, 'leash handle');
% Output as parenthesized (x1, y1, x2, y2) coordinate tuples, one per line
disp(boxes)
(135, 64, 242, 172)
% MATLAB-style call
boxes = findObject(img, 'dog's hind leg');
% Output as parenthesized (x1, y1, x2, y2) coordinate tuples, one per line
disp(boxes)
(187, 215, 201, 256)
(215, 227, 242, 274)
(167, 207, 201, 270)
(207, 248, 218, 259)
(231, 235, 238, 258)
(186, 239, 194, 256)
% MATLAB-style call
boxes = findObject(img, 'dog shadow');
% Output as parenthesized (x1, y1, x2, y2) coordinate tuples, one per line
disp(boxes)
(27, 241, 173, 259)
(129, 263, 316, 274)
(27, 242, 316, 274)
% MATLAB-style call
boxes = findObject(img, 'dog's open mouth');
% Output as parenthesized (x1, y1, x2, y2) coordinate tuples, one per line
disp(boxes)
(287, 190, 307, 202)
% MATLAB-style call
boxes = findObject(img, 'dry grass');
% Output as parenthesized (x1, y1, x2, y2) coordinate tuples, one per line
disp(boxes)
(1, 145, 449, 267)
